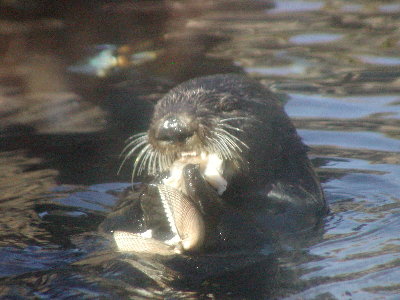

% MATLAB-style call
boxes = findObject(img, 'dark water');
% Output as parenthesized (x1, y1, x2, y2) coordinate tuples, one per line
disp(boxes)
(1, 0, 400, 299)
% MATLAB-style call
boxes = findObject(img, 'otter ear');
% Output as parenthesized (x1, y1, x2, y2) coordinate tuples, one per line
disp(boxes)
(217, 93, 241, 112)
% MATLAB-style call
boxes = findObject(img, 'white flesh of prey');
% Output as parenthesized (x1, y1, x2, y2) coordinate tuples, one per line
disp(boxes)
(163, 152, 227, 195)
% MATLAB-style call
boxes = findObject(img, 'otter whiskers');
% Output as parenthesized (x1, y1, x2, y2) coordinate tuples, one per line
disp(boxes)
(119, 118, 249, 180)
(207, 119, 249, 169)
(118, 132, 147, 174)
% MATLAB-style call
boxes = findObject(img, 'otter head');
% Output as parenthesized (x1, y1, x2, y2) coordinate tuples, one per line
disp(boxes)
(120, 85, 257, 188)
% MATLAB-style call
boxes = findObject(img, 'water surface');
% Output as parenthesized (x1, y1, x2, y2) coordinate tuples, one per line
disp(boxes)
(1, 0, 400, 299)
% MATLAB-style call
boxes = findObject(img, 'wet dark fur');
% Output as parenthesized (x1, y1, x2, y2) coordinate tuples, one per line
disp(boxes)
(148, 74, 327, 229)
(102, 74, 328, 251)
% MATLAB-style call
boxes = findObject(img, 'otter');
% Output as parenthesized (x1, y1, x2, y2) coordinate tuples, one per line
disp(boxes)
(109, 74, 327, 254)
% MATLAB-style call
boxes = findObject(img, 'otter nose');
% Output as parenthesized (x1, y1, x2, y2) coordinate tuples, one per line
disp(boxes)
(156, 116, 194, 143)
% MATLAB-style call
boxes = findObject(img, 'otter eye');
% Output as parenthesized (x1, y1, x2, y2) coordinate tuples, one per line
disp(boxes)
(218, 97, 240, 112)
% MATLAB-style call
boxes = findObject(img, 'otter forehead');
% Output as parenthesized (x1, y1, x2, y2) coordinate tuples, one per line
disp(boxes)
(154, 87, 223, 116)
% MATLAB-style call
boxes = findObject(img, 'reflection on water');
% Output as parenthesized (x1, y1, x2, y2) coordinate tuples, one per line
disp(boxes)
(246, 62, 309, 76)
(267, 0, 323, 14)
(379, 3, 400, 13)
(301, 130, 400, 152)
(286, 94, 400, 119)
(356, 55, 400, 66)
(1, 0, 400, 298)
(289, 33, 344, 45)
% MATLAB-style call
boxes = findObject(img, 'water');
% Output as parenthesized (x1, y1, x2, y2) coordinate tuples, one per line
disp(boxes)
(1, 0, 400, 298)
